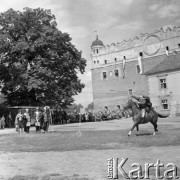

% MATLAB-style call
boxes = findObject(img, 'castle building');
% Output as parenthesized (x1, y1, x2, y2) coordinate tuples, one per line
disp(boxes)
(90, 25, 180, 115)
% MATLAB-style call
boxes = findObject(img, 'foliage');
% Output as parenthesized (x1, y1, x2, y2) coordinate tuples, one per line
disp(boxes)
(67, 103, 83, 113)
(0, 104, 9, 117)
(86, 102, 94, 110)
(0, 7, 86, 108)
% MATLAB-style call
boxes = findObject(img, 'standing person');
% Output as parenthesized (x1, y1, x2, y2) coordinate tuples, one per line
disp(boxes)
(1, 115, 5, 129)
(35, 107, 42, 132)
(24, 109, 31, 133)
(15, 110, 24, 134)
(7, 113, 12, 128)
(42, 106, 50, 133)
(85, 113, 89, 122)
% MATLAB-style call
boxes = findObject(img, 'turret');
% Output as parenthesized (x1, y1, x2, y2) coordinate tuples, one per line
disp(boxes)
(91, 36, 104, 68)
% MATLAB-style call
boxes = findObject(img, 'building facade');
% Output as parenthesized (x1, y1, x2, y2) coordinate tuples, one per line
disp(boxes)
(144, 53, 180, 116)
(90, 25, 180, 112)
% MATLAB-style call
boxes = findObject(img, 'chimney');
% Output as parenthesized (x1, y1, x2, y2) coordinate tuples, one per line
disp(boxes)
(166, 46, 169, 56)
(138, 52, 144, 74)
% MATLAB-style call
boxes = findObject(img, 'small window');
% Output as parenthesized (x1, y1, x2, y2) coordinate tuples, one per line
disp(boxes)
(94, 61, 96, 64)
(114, 58, 117, 62)
(166, 46, 169, 51)
(104, 60, 107, 64)
(93, 49, 95, 54)
(178, 44, 180, 48)
(97, 60, 99, 64)
(160, 78, 167, 89)
(161, 99, 168, 109)
(136, 65, 140, 74)
(103, 72, 107, 79)
(114, 69, 119, 77)
(97, 49, 99, 53)
(139, 52, 143, 56)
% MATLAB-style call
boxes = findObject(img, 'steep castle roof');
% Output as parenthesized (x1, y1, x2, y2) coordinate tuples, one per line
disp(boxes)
(144, 52, 180, 75)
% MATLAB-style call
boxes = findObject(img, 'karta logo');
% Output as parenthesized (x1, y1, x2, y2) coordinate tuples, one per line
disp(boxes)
(107, 158, 179, 179)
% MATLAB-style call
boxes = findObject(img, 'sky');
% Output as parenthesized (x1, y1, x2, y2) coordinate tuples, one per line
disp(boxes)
(0, 0, 180, 107)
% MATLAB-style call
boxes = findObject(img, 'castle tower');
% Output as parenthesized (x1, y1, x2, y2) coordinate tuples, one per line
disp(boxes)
(91, 35, 104, 68)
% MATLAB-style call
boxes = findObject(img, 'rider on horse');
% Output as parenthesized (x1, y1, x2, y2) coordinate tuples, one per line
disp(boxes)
(131, 94, 152, 118)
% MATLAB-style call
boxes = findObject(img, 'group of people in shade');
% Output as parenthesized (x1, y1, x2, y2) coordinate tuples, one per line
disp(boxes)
(15, 106, 51, 134)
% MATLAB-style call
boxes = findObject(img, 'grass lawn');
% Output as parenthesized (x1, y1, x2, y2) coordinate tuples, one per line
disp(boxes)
(1, 123, 180, 153)
(1, 118, 180, 180)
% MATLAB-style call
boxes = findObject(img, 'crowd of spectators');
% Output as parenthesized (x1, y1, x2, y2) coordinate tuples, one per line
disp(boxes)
(62, 105, 132, 124)
(0, 104, 133, 128)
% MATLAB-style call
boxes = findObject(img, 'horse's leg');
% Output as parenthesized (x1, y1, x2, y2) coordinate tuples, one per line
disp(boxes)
(136, 124, 139, 131)
(150, 119, 158, 135)
(136, 124, 139, 135)
(128, 121, 139, 136)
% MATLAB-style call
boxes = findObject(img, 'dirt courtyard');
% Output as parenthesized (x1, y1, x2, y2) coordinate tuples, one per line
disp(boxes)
(0, 117, 180, 180)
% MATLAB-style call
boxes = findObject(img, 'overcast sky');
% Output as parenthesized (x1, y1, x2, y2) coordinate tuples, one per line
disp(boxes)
(1, 0, 180, 107)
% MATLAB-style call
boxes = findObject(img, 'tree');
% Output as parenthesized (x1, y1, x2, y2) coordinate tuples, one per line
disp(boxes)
(86, 102, 94, 110)
(0, 7, 86, 108)
(68, 103, 83, 113)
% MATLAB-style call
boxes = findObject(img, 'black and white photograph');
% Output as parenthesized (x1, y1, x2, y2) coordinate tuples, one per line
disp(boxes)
(0, 0, 180, 179)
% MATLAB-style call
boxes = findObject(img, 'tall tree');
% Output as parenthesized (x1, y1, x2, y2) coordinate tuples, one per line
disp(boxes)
(86, 102, 94, 110)
(0, 8, 86, 108)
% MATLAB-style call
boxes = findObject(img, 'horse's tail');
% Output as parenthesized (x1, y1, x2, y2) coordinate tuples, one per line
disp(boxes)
(157, 113, 169, 118)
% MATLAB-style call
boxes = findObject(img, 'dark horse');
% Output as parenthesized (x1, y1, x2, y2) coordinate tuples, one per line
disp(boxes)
(123, 98, 168, 136)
